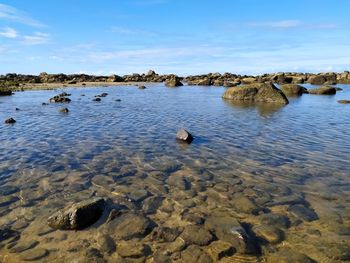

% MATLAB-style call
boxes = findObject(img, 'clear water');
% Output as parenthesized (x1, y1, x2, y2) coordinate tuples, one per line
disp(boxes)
(0, 84, 349, 262)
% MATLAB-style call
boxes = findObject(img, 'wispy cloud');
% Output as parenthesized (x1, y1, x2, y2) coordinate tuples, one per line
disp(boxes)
(0, 27, 17, 38)
(110, 26, 157, 36)
(23, 32, 50, 45)
(0, 3, 45, 27)
(247, 20, 338, 30)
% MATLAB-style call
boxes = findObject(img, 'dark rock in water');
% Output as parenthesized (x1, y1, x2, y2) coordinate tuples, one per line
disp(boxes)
(151, 227, 181, 243)
(259, 213, 290, 229)
(0, 89, 13, 96)
(222, 82, 289, 104)
(268, 248, 315, 263)
(115, 99, 121, 102)
(106, 212, 154, 240)
(19, 248, 49, 261)
(180, 245, 213, 263)
(335, 87, 343, 91)
(165, 77, 183, 87)
(0, 195, 19, 206)
(95, 93, 108, 98)
(206, 240, 235, 261)
(58, 92, 71, 97)
(0, 227, 19, 243)
(232, 194, 259, 214)
(138, 85, 146, 89)
(9, 240, 39, 253)
(142, 196, 164, 214)
(288, 204, 318, 222)
(0, 186, 19, 196)
(181, 225, 213, 246)
(49, 93, 71, 103)
(59, 107, 69, 113)
(308, 86, 336, 95)
(97, 234, 116, 255)
(4, 118, 16, 124)
(93, 97, 101, 102)
(338, 100, 350, 104)
(280, 84, 308, 96)
(167, 174, 191, 190)
(117, 241, 152, 258)
(176, 128, 193, 144)
(42, 102, 49, 106)
(204, 216, 259, 254)
(15, 108, 20, 111)
(252, 225, 284, 244)
(47, 198, 105, 230)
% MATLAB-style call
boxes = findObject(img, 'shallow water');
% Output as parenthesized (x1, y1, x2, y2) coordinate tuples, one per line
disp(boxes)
(0, 84, 349, 262)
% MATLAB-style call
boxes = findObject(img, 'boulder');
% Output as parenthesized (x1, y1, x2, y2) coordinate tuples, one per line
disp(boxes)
(47, 198, 105, 230)
(176, 129, 193, 144)
(180, 225, 214, 246)
(222, 82, 289, 104)
(308, 75, 326, 85)
(308, 86, 336, 95)
(165, 77, 183, 87)
(280, 84, 308, 96)
(4, 118, 16, 124)
(138, 85, 146, 89)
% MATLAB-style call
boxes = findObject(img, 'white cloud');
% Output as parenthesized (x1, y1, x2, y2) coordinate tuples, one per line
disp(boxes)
(0, 27, 17, 38)
(247, 20, 338, 30)
(0, 3, 45, 27)
(23, 32, 50, 45)
(110, 26, 157, 36)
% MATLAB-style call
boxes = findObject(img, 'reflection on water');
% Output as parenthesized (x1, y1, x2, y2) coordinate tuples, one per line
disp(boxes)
(0, 84, 349, 262)
(222, 100, 286, 117)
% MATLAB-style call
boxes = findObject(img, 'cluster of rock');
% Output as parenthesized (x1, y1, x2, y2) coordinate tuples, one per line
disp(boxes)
(49, 92, 71, 103)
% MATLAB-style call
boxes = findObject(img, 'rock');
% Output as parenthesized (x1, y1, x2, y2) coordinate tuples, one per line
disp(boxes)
(280, 84, 308, 95)
(0, 195, 19, 207)
(47, 198, 105, 230)
(308, 75, 326, 85)
(4, 118, 16, 124)
(42, 102, 49, 106)
(176, 129, 193, 144)
(58, 92, 71, 97)
(206, 240, 235, 261)
(222, 82, 289, 104)
(153, 250, 172, 263)
(288, 204, 318, 222)
(232, 195, 259, 214)
(308, 86, 336, 95)
(128, 189, 149, 202)
(325, 244, 350, 260)
(224, 81, 240, 87)
(181, 225, 213, 246)
(252, 225, 284, 244)
(15, 108, 20, 111)
(0, 186, 19, 196)
(19, 248, 49, 261)
(107, 74, 123, 82)
(95, 93, 108, 97)
(138, 85, 146, 89)
(97, 234, 116, 255)
(165, 77, 183, 87)
(59, 107, 69, 113)
(188, 78, 212, 86)
(9, 240, 39, 253)
(167, 174, 191, 190)
(259, 213, 290, 229)
(268, 248, 315, 263)
(49, 94, 71, 103)
(151, 227, 181, 243)
(0, 88, 13, 96)
(93, 97, 102, 102)
(106, 212, 154, 240)
(204, 216, 258, 254)
(338, 100, 350, 104)
(180, 245, 213, 263)
(67, 80, 77, 84)
(117, 241, 151, 258)
(142, 196, 163, 214)
(168, 237, 187, 253)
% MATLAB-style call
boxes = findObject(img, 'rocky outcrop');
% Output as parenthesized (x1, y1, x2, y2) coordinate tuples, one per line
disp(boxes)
(308, 86, 337, 95)
(47, 198, 105, 230)
(280, 84, 308, 96)
(222, 82, 289, 104)
(165, 76, 183, 87)
(49, 92, 71, 103)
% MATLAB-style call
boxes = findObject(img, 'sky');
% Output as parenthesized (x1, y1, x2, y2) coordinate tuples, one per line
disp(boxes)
(0, 0, 349, 76)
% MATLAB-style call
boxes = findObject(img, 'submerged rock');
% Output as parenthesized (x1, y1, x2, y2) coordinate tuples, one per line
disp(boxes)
(308, 86, 336, 95)
(222, 82, 289, 104)
(181, 225, 214, 246)
(138, 85, 146, 89)
(338, 100, 350, 104)
(19, 248, 49, 261)
(59, 107, 69, 113)
(280, 84, 308, 96)
(268, 248, 315, 263)
(93, 97, 101, 102)
(176, 128, 193, 144)
(180, 245, 213, 263)
(4, 118, 16, 124)
(288, 204, 318, 222)
(252, 225, 284, 244)
(206, 240, 235, 261)
(47, 198, 105, 230)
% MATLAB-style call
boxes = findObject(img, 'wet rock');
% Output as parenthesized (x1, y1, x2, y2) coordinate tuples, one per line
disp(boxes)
(19, 248, 49, 261)
(0, 185, 20, 196)
(0, 88, 13, 96)
(252, 225, 284, 244)
(338, 99, 350, 104)
(93, 97, 102, 102)
(91, 175, 115, 191)
(47, 198, 105, 230)
(153, 250, 172, 263)
(326, 244, 350, 260)
(168, 237, 186, 253)
(280, 84, 308, 95)
(97, 234, 116, 255)
(181, 225, 214, 246)
(167, 174, 191, 190)
(117, 241, 152, 258)
(128, 189, 149, 202)
(232, 195, 259, 214)
(206, 240, 235, 261)
(308, 85, 336, 95)
(176, 128, 193, 144)
(308, 75, 326, 85)
(0, 195, 19, 207)
(142, 196, 163, 214)
(259, 213, 290, 229)
(12, 220, 29, 231)
(180, 245, 213, 263)
(181, 211, 204, 225)
(58, 92, 71, 97)
(0, 227, 19, 243)
(4, 117, 16, 124)
(83, 248, 106, 263)
(42, 102, 49, 105)
(204, 216, 258, 254)
(222, 82, 289, 104)
(268, 248, 315, 263)
(165, 77, 183, 87)
(59, 107, 69, 113)
(95, 93, 108, 98)
(49, 95, 71, 103)
(288, 204, 318, 222)
(138, 85, 146, 89)
(107, 212, 154, 240)
(9, 240, 39, 253)
(151, 226, 181, 243)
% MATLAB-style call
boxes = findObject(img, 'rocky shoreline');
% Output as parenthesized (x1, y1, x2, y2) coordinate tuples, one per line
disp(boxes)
(1, 70, 350, 91)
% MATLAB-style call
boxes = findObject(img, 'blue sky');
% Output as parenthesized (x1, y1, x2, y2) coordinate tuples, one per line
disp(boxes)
(0, 0, 349, 75)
